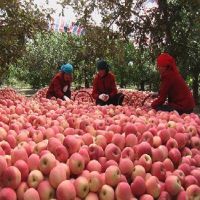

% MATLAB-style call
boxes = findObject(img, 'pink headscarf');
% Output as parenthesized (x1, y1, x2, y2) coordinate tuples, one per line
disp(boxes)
(157, 53, 179, 74)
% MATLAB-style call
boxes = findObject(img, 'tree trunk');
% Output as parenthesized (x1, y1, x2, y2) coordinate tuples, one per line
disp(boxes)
(120, 79, 125, 88)
(0, 67, 8, 86)
(158, 0, 173, 50)
(140, 81, 145, 91)
(84, 68, 90, 88)
(85, 78, 89, 88)
(192, 73, 199, 105)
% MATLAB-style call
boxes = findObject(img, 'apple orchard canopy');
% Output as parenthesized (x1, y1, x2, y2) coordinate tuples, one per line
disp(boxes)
(157, 53, 179, 74)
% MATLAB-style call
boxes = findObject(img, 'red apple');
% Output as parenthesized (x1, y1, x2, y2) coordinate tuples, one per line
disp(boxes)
(23, 188, 40, 200)
(191, 169, 200, 185)
(105, 165, 121, 187)
(184, 175, 198, 188)
(39, 152, 56, 175)
(104, 131, 114, 143)
(11, 147, 28, 164)
(131, 176, 146, 197)
(178, 163, 191, 176)
(140, 194, 154, 200)
(63, 135, 82, 155)
(0, 156, 7, 177)
(0, 127, 7, 141)
(74, 176, 89, 198)
(84, 192, 99, 200)
(14, 160, 29, 181)
(81, 133, 93, 146)
(186, 184, 200, 199)
(145, 176, 161, 198)
(140, 131, 153, 145)
(121, 147, 135, 161)
(191, 136, 200, 149)
(119, 158, 134, 176)
(88, 144, 104, 160)
(0, 187, 17, 200)
(111, 133, 125, 150)
(168, 148, 181, 166)
(27, 154, 40, 170)
(27, 169, 44, 188)
(158, 191, 171, 200)
(68, 153, 85, 175)
(0, 141, 11, 154)
(132, 165, 146, 180)
(151, 161, 166, 182)
(173, 169, 185, 185)
(2, 166, 21, 189)
(105, 143, 121, 162)
(77, 149, 89, 168)
(88, 171, 103, 192)
(158, 129, 170, 144)
(193, 154, 200, 167)
(49, 163, 70, 188)
(6, 134, 17, 149)
(37, 180, 55, 200)
(177, 190, 187, 200)
(165, 175, 182, 196)
(115, 182, 133, 200)
(125, 134, 138, 147)
(53, 144, 69, 162)
(16, 182, 28, 200)
(138, 154, 152, 172)
(56, 180, 76, 200)
(123, 122, 137, 136)
(104, 160, 118, 170)
(166, 138, 178, 151)
(152, 136, 162, 148)
(135, 142, 152, 159)
(163, 158, 174, 172)
(87, 160, 102, 173)
(174, 132, 187, 149)
(95, 135, 107, 149)
(99, 184, 115, 200)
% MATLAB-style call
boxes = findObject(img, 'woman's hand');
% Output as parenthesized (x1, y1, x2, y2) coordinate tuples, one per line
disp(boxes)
(99, 94, 109, 102)
(63, 95, 71, 103)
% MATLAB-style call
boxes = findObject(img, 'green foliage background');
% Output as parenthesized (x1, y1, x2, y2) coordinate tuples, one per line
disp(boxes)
(1, 0, 200, 103)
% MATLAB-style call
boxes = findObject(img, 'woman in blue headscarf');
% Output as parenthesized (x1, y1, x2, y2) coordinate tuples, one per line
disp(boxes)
(46, 63, 73, 101)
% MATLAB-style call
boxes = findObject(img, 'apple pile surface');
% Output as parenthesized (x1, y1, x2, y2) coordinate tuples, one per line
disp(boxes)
(32, 87, 154, 107)
(0, 87, 200, 200)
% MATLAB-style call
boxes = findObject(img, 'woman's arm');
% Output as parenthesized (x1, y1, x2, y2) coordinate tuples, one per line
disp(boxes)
(92, 76, 99, 100)
(151, 76, 171, 108)
(53, 78, 65, 99)
(109, 74, 117, 98)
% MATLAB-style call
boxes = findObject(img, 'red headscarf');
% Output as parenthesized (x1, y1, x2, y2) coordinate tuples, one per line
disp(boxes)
(157, 53, 179, 74)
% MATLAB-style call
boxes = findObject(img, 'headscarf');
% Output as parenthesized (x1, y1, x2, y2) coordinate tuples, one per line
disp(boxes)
(96, 60, 110, 73)
(60, 63, 73, 74)
(157, 53, 179, 74)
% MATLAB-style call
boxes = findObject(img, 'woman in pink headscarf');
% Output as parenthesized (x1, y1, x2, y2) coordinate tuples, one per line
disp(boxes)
(151, 53, 195, 114)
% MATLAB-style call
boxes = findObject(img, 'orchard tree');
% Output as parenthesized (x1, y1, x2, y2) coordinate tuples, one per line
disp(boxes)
(10, 32, 79, 88)
(0, 0, 48, 83)
(10, 27, 121, 88)
(59, 0, 200, 103)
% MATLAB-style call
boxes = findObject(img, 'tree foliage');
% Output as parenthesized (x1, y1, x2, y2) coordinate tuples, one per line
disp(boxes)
(0, 0, 48, 82)
(59, 0, 200, 102)
(4, 0, 200, 103)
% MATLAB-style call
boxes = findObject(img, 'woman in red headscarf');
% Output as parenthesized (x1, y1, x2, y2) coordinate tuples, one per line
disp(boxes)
(151, 53, 195, 114)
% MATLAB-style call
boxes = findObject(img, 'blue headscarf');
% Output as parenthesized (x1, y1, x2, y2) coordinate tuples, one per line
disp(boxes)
(60, 63, 73, 74)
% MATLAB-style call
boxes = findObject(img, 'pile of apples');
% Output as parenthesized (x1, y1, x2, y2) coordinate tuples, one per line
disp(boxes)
(32, 87, 154, 107)
(32, 88, 49, 100)
(0, 87, 200, 200)
(0, 88, 25, 102)
(118, 89, 154, 107)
